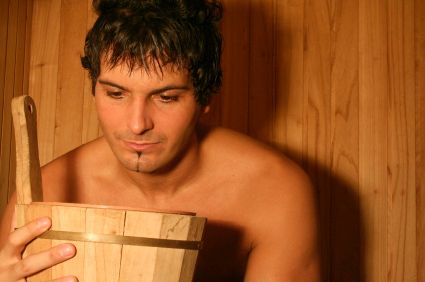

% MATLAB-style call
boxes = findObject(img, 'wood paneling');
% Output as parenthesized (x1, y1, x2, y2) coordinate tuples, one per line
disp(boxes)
(387, 0, 416, 280)
(303, 0, 332, 279)
(416, 0, 425, 280)
(0, 0, 32, 217)
(330, 0, 360, 280)
(29, 0, 61, 164)
(359, 0, 389, 280)
(0, 0, 424, 280)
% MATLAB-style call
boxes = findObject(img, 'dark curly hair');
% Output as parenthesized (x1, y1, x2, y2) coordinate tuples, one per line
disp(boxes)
(81, 0, 223, 106)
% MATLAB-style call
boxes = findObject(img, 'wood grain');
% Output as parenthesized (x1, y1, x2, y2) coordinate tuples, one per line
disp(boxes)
(54, 0, 88, 157)
(216, 0, 250, 132)
(0, 0, 32, 216)
(120, 211, 163, 281)
(329, 0, 360, 280)
(248, 0, 275, 143)
(84, 208, 125, 282)
(274, 0, 305, 162)
(415, 0, 425, 280)
(28, 0, 61, 165)
(359, 0, 389, 281)
(387, 0, 416, 281)
(81, 0, 101, 143)
(12, 96, 43, 204)
(0, 0, 19, 215)
(303, 0, 331, 279)
(0, 0, 11, 218)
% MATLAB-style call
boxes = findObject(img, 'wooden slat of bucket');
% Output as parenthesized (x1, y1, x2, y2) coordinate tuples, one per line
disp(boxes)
(179, 217, 206, 281)
(152, 214, 192, 281)
(85, 208, 126, 282)
(16, 204, 53, 282)
(51, 206, 86, 281)
(119, 211, 163, 282)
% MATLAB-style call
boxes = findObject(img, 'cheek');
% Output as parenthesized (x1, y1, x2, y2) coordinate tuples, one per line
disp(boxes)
(96, 102, 121, 133)
(165, 108, 199, 140)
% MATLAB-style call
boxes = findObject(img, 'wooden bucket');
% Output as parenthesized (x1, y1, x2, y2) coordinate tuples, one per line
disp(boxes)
(12, 95, 206, 282)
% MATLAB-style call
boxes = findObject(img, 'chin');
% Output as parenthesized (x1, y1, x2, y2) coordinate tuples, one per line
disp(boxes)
(118, 153, 160, 173)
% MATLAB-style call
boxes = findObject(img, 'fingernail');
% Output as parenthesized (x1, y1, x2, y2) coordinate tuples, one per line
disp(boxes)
(59, 244, 75, 258)
(37, 217, 51, 229)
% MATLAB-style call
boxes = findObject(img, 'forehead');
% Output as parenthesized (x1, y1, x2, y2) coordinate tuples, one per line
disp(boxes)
(101, 51, 187, 74)
(99, 55, 191, 86)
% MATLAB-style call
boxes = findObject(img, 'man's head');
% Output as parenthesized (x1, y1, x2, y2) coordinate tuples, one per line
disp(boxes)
(81, 0, 223, 106)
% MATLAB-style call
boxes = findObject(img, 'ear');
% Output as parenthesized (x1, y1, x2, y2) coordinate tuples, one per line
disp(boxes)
(202, 105, 210, 114)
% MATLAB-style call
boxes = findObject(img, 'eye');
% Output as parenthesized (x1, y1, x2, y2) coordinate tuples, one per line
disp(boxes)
(158, 94, 178, 103)
(106, 91, 124, 99)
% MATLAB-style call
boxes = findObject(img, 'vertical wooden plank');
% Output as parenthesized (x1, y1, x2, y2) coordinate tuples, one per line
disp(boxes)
(8, 0, 33, 205)
(13, 0, 29, 98)
(359, 0, 388, 281)
(82, 0, 101, 143)
(152, 215, 191, 281)
(0, 0, 11, 218)
(0, 0, 9, 117)
(179, 217, 206, 281)
(329, 0, 360, 280)
(54, 0, 88, 157)
(0, 0, 9, 108)
(51, 206, 86, 281)
(215, 0, 250, 132)
(387, 0, 417, 281)
(29, 0, 61, 165)
(0, 0, 32, 220)
(415, 0, 425, 280)
(1, 0, 19, 217)
(120, 211, 162, 282)
(303, 0, 331, 280)
(22, 0, 33, 98)
(85, 208, 125, 282)
(274, 0, 305, 162)
(248, 0, 275, 142)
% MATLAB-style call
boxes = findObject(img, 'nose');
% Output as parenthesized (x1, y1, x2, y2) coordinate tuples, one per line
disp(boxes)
(127, 97, 154, 135)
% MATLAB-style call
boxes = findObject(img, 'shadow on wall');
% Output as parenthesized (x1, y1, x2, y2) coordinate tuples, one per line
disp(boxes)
(215, 1, 366, 281)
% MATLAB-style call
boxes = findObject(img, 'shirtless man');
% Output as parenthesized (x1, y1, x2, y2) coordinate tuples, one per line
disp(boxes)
(0, 0, 320, 281)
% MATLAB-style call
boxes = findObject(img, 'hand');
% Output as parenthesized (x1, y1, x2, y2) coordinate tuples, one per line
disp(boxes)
(0, 217, 77, 282)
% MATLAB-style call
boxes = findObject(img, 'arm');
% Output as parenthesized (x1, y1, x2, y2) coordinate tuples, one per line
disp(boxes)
(244, 168, 321, 281)
(0, 194, 77, 282)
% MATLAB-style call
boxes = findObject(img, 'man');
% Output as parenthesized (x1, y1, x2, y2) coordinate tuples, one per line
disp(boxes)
(0, 0, 320, 281)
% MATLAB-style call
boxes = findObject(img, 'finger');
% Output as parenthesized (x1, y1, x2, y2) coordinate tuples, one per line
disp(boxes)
(50, 275, 79, 282)
(2, 217, 51, 257)
(12, 243, 76, 280)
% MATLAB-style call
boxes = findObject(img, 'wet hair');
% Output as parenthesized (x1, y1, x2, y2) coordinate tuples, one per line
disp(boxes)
(81, 0, 223, 106)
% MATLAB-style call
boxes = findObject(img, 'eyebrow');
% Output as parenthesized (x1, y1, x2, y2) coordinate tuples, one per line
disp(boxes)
(98, 79, 129, 91)
(97, 79, 191, 95)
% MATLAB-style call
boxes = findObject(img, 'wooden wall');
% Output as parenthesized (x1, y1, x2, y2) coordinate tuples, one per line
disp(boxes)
(0, 0, 32, 223)
(0, 0, 424, 281)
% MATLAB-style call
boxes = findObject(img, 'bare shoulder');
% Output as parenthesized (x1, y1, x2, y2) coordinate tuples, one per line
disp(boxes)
(40, 138, 108, 201)
(200, 127, 320, 281)
(200, 126, 316, 221)
(200, 126, 312, 192)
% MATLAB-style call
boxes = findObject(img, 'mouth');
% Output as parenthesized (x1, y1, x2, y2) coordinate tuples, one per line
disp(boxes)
(123, 140, 160, 152)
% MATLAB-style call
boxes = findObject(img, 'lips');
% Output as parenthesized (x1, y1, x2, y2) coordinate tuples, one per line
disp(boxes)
(123, 140, 159, 152)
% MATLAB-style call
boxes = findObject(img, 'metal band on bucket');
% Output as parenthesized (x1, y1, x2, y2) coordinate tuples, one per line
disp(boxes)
(39, 230, 202, 250)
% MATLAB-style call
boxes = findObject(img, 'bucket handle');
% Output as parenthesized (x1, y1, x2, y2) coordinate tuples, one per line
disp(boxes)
(11, 95, 43, 205)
